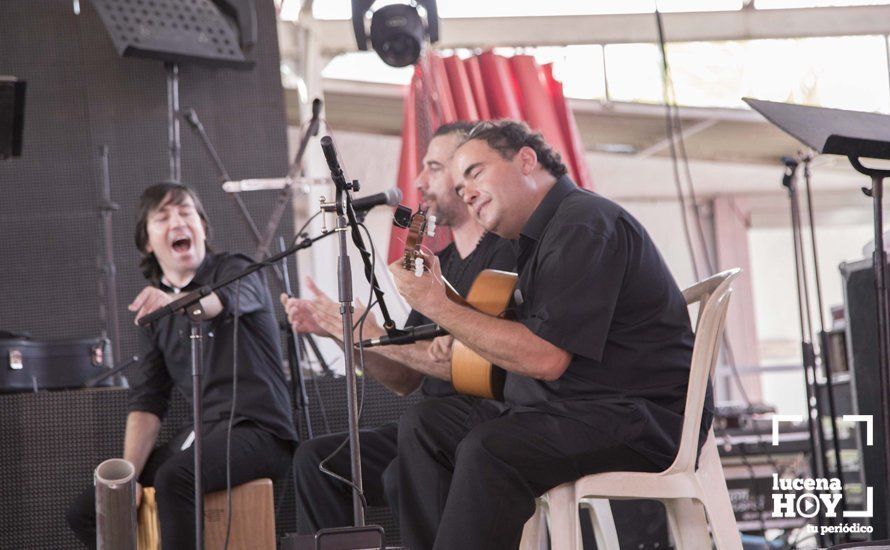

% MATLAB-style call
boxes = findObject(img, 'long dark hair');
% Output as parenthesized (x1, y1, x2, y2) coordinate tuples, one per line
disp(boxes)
(134, 182, 212, 284)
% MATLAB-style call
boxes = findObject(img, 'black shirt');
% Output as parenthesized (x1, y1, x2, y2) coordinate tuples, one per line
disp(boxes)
(403, 231, 516, 397)
(509, 176, 707, 469)
(128, 252, 298, 444)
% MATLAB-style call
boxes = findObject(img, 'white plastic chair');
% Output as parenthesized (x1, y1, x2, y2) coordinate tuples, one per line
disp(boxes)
(522, 269, 743, 550)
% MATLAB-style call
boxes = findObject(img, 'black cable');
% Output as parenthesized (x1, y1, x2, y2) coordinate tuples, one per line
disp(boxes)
(223, 278, 242, 550)
(654, 9, 703, 283)
(654, 8, 791, 543)
(292, 210, 322, 247)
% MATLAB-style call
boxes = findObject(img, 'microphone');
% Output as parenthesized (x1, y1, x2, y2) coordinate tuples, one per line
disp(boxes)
(320, 135, 344, 185)
(309, 98, 322, 137)
(319, 135, 403, 213)
(360, 323, 448, 348)
(321, 188, 403, 213)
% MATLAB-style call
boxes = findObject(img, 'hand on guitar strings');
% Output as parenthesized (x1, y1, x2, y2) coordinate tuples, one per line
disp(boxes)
(388, 250, 448, 319)
(280, 277, 384, 342)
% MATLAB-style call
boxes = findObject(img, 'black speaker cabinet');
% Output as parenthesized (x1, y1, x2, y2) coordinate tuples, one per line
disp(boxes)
(841, 257, 888, 539)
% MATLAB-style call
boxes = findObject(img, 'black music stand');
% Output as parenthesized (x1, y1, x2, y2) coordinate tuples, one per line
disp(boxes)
(744, 97, 890, 537)
(90, 0, 254, 69)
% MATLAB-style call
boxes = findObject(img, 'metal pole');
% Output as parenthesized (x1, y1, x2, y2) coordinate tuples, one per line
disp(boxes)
(870, 175, 890, 536)
(98, 146, 121, 370)
(782, 161, 827, 544)
(802, 158, 847, 523)
(847, 156, 890, 537)
(336, 214, 365, 526)
(166, 63, 181, 182)
(188, 310, 205, 550)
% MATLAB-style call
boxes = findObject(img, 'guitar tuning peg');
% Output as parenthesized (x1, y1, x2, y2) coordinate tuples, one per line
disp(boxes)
(414, 257, 424, 278)
(426, 215, 437, 237)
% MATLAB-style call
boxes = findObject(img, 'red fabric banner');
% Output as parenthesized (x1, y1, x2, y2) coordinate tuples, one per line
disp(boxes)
(388, 51, 593, 262)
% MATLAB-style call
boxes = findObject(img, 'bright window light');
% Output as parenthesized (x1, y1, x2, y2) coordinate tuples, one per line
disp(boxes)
(756, 0, 890, 8)
(667, 36, 890, 112)
(312, 0, 743, 20)
(322, 51, 414, 85)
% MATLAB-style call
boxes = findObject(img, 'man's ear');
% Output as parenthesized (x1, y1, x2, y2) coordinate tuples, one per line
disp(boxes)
(517, 146, 538, 175)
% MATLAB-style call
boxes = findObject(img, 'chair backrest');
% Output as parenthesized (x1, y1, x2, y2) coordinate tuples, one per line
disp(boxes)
(664, 268, 741, 475)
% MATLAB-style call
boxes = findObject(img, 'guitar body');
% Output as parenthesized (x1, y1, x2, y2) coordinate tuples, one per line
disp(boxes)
(396, 207, 517, 401)
(450, 269, 517, 401)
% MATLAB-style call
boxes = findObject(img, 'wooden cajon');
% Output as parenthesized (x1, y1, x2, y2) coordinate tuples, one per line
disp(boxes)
(137, 478, 275, 550)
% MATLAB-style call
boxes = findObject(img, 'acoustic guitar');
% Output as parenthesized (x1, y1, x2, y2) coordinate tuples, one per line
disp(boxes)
(400, 208, 516, 400)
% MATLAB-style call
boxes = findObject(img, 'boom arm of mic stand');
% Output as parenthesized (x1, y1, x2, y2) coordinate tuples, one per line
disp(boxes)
(137, 231, 336, 328)
(180, 107, 267, 251)
(255, 99, 323, 260)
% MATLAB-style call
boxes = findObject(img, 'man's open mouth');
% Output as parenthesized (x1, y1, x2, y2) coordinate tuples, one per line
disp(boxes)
(171, 237, 191, 253)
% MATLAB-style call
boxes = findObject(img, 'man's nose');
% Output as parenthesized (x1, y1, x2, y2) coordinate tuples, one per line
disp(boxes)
(461, 185, 479, 205)
(414, 169, 429, 191)
(169, 211, 186, 227)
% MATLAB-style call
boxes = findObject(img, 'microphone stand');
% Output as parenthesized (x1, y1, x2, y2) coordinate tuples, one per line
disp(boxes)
(319, 134, 403, 528)
(181, 106, 265, 247)
(781, 157, 828, 545)
(254, 98, 323, 261)
(278, 237, 313, 440)
(801, 155, 847, 527)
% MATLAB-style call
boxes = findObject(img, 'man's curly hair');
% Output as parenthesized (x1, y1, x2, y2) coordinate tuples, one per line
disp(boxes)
(463, 120, 568, 179)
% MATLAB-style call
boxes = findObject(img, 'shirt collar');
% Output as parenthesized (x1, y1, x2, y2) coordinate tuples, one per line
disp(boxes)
(519, 175, 576, 243)
(158, 251, 215, 292)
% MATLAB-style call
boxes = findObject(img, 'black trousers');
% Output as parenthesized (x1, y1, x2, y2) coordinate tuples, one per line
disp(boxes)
(293, 422, 399, 533)
(397, 395, 661, 550)
(66, 422, 293, 550)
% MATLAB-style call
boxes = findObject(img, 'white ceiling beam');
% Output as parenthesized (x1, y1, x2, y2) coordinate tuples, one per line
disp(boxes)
(636, 119, 720, 158)
(301, 6, 890, 55)
(588, 151, 864, 201)
(319, 79, 768, 124)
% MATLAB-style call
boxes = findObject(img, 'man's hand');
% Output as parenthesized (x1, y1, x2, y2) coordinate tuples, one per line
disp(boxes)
(136, 481, 143, 508)
(388, 252, 449, 318)
(128, 287, 174, 325)
(280, 277, 383, 341)
(428, 335, 454, 363)
(280, 284, 331, 337)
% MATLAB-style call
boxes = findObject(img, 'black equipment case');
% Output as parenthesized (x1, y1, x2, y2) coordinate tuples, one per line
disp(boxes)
(0, 337, 115, 392)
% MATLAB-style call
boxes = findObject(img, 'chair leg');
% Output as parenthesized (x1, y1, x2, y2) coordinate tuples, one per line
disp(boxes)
(664, 498, 712, 550)
(696, 444, 743, 550)
(545, 484, 580, 550)
(580, 498, 620, 550)
(520, 499, 547, 550)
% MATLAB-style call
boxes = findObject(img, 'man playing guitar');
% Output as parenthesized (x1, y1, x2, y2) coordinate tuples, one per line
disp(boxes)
(281, 121, 515, 532)
(388, 120, 707, 550)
